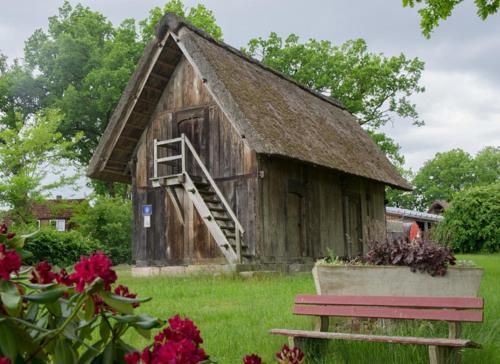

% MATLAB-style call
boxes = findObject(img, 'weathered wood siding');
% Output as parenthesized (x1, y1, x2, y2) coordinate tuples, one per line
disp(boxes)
(257, 156, 386, 264)
(132, 56, 259, 266)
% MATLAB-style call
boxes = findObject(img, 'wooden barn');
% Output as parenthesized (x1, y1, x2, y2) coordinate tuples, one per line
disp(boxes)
(88, 13, 411, 273)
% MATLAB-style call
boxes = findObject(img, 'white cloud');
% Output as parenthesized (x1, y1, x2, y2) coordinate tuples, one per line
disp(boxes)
(383, 70, 500, 170)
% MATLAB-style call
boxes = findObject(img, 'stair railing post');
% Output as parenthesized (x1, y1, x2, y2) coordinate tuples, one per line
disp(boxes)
(181, 134, 186, 174)
(235, 227, 241, 263)
(153, 138, 158, 179)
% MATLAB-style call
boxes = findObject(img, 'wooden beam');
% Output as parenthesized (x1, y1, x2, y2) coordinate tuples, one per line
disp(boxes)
(156, 59, 176, 70)
(149, 72, 169, 82)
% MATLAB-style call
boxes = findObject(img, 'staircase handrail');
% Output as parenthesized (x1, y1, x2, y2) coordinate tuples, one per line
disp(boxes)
(181, 134, 245, 234)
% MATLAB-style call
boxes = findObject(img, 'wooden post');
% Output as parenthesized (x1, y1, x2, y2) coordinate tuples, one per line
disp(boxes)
(448, 322, 461, 339)
(448, 322, 462, 364)
(181, 134, 186, 174)
(429, 346, 458, 364)
(153, 138, 158, 179)
(315, 316, 329, 332)
(235, 227, 241, 263)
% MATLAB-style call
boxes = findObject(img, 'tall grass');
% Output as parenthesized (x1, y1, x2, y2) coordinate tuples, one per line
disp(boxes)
(119, 254, 500, 363)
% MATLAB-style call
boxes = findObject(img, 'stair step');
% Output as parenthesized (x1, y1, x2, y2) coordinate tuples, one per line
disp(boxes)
(225, 233, 236, 239)
(209, 207, 226, 213)
(220, 225, 235, 231)
(214, 216, 232, 222)
(199, 190, 215, 196)
(203, 198, 220, 204)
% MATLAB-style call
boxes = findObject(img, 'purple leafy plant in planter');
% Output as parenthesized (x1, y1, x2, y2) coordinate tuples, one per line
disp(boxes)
(364, 239, 456, 276)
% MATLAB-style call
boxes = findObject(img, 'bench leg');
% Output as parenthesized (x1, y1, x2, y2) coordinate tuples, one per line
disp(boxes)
(429, 346, 460, 364)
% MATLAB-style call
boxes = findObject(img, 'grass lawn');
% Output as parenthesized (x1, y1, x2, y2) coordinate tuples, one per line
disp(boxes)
(119, 254, 500, 364)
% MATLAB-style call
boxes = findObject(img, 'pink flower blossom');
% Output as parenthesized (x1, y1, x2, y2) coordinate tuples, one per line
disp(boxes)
(155, 315, 203, 345)
(69, 252, 117, 292)
(30, 261, 57, 284)
(0, 244, 21, 281)
(243, 354, 265, 364)
(275, 345, 304, 364)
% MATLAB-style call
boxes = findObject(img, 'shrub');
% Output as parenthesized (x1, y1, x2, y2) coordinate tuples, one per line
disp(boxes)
(24, 228, 106, 267)
(433, 182, 500, 253)
(364, 239, 456, 276)
(72, 196, 132, 264)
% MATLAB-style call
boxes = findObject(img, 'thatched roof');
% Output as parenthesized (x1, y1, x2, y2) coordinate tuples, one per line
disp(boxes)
(88, 13, 411, 190)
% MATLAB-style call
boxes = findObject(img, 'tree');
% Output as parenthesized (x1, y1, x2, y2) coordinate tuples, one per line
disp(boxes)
(403, 0, 500, 38)
(0, 109, 79, 226)
(139, 0, 223, 43)
(243, 34, 425, 164)
(412, 147, 500, 209)
(20, 1, 222, 196)
(433, 182, 500, 252)
(412, 149, 475, 208)
(72, 195, 133, 264)
(474, 146, 500, 185)
(0, 55, 44, 129)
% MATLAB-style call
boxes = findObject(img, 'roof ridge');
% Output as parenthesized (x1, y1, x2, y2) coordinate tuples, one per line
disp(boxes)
(160, 13, 346, 111)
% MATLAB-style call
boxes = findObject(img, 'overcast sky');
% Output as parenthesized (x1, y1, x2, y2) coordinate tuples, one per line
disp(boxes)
(1, 0, 499, 197)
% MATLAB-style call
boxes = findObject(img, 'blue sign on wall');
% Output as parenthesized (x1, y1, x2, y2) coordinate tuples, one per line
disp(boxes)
(142, 205, 153, 216)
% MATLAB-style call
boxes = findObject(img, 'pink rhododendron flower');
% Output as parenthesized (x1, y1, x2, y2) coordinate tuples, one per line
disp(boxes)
(155, 315, 203, 345)
(55, 268, 74, 286)
(275, 345, 304, 364)
(70, 252, 117, 292)
(124, 351, 141, 364)
(125, 315, 208, 364)
(30, 261, 57, 284)
(0, 356, 12, 364)
(243, 354, 265, 364)
(115, 284, 140, 308)
(154, 339, 208, 364)
(0, 244, 21, 281)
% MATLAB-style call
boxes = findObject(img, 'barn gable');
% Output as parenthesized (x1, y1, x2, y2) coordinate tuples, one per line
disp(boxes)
(88, 13, 410, 191)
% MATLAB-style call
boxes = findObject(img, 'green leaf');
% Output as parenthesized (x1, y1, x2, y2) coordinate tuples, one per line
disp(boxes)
(102, 342, 114, 364)
(84, 296, 95, 321)
(0, 322, 18, 359)
(0, 280, 22, 316)
(99, 318, 111, 343)
(77, 342, 102, 364)
(100, 292, 133, 315)
(18, 281, 57, 290)
(1, 291, 22, 316)
(54, 338, 77, 364)
(133, 326, 151, 340)
(23, 287, 66, 304)
(104, 294, 151, 305)
(16, 248, 33, 260)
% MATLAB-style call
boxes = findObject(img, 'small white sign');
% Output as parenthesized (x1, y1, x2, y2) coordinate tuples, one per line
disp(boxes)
(144, 215, 151, 228)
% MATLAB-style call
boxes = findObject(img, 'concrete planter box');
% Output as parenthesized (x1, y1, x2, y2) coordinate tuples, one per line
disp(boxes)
(313, 264, 483, 297)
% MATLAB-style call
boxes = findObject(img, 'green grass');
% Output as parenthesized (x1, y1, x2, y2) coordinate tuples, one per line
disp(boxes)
(119, 254, 500, 363)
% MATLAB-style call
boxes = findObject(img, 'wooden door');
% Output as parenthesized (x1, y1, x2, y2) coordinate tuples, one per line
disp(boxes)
(286, 191, 304, 258)
(343, 193, 363, 257)
(174, 107, 210, 178)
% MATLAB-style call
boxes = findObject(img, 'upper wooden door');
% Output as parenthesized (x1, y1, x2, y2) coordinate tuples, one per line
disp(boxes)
(173, 106, 210, 178)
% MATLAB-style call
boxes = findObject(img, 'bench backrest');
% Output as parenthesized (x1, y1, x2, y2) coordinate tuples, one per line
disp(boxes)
(294, 295, 484, 323)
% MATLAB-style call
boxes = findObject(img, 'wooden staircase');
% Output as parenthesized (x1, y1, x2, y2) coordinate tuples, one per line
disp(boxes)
(150, 135, 249, 264)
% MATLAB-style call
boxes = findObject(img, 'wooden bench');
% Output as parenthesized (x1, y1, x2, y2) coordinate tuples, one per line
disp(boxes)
(270, 295, 483, 364)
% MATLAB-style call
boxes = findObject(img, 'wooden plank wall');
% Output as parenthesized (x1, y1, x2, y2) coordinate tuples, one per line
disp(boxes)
(258, 156, 386, 264)
(132, 56, 258, 266)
